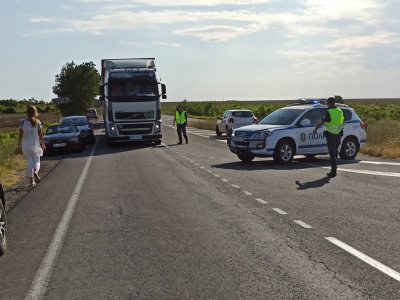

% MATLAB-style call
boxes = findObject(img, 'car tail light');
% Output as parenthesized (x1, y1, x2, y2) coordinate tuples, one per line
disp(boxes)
(228, 118, 234, 123)
(360, 120, 367, 130)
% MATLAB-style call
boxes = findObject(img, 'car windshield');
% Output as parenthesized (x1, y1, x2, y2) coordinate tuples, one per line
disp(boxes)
(46, 125, 77, 135)
(61, 118, 88, 126)
(258, 108, 304, 125)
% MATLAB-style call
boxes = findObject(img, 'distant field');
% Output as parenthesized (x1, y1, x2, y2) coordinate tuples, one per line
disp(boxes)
(0, 113, 61, 129)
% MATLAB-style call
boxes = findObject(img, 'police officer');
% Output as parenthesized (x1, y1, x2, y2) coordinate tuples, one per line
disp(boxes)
(173, 104, 188, 144)
(313, 97, 344, 177)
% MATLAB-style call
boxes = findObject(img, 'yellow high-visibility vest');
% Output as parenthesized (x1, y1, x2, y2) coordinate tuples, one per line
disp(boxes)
(326, 107, 344, 135)
(175, 111, 187, 124)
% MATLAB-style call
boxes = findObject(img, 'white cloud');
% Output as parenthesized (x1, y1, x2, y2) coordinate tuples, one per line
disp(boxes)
(301, 0, 382, 21)
(175, 25, 255, 42)
(325, 32, 397, 49)
(30, 17, 57, 23)
(154, 41, 182, 47)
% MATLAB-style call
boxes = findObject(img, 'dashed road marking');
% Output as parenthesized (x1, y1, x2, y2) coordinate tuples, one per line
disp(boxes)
(243, 191, 253, 196)
(207, 170, 212, 173)
(256, 198, 267, 204)
(273, 208, 288, 215)
(231, 184, 240, 189)
(213, 174, 220, 178)
(221, 178, 229, 183)
(326, 237, 400, 282)
(360, 161, 400, 166)
(294, 220, 313, 229)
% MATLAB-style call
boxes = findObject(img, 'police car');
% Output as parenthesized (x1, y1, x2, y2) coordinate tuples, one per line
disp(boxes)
(228, 99, 367, 163)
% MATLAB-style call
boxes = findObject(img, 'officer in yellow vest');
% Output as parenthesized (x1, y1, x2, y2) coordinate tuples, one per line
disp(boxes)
(173, 104, 188, 144)
(313, 97, 344, 177)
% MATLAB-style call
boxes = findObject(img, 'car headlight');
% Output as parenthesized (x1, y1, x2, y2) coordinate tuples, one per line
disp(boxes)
(69, 137, 79, 142)
(250, 130, 270, 140)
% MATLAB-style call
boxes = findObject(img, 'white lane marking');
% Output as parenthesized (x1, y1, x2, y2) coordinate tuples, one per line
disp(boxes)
(195, 163, 200, 166)
(231, 184, 240, 189)
(199, 155, 205, 157)
(189, 160, 194, 163)
(207, 170, 212, 173)
(209, 157, 215, 159)
(360, 161, 400, 166)
(243, 191, 253, 196)
(25, 137, 99, 300)
(161, 143, 169, 148)
(200, 166, 205, 169)
(294, 220, 313, 229)
(221, 178, 229, 183)
(326, 237, 400, 282)
(322, 167, 400, 178)
(273, 208, 288, 215)
(256, 198, 267, 204)
(213, 174, 220, 178)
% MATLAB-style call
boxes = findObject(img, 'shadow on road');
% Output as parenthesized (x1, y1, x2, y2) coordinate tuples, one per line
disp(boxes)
(295, 177, 331, 190)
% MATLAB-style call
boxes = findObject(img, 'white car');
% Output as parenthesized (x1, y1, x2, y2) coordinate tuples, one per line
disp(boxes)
(216, 109, 257, 136)
(228, 100, 367, 163)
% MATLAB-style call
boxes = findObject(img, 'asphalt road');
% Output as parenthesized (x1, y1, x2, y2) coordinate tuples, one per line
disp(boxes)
(1, 118, 399, 299)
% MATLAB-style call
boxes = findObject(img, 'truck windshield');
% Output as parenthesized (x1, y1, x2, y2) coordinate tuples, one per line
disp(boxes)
(258, 108, 304, 125)
(108, 72, 159, 102)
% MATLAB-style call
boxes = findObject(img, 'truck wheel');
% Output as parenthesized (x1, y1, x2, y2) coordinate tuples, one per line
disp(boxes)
(216, 125, 222, 136)
(237, 153, 255, 162)
(0, 187, 7, 256)
(339, 137, 359, 160)
(273, 139, 295, 164)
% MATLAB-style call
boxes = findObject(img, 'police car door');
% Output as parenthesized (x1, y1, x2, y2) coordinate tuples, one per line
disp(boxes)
(296, 108, 326, 154)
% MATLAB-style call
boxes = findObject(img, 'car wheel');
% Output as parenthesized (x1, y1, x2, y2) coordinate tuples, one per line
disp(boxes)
(237, 152, 255, 162)
(154, 140, 162, 145)
(215, 125, 222, 136)
(273, 139, 295, 164)
(339, 137, 359, 160)
(0, 186, 7, 256)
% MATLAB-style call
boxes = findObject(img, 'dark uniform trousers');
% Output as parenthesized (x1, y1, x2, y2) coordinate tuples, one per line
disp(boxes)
(177, 123, 188, 143)
(326, 132, 341, 173)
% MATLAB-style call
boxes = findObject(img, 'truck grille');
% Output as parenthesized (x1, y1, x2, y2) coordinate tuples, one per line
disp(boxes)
(117, 123, 153, 135)
(115, 111, 154, 120)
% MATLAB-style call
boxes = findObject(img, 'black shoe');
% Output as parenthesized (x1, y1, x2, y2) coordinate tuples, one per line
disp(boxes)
(185, 140, 188, 144)
(34, 171, 41, 183)
(177, 142, 182, 145)
(327, 172, 337, 177)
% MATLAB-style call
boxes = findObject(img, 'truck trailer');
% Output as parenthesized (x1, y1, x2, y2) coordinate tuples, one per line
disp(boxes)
(99, 58, 166, 146)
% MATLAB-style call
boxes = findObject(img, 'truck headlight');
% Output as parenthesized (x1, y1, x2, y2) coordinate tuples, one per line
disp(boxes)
(109, 122, 117, 136)
(250, 130, 269, 140)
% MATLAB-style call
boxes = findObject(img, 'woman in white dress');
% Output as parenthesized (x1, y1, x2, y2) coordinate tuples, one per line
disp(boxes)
(18, 106, 46, 187)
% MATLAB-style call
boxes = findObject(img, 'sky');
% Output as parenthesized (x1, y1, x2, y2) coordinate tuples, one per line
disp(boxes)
(1, 0, 399, 102)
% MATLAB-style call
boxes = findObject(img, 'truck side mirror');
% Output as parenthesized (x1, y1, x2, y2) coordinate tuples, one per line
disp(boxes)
(161, 84, 166, 95)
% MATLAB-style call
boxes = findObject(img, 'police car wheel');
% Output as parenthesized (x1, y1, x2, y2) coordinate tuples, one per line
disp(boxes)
(216, 125, 222, 136)
(273, 140, 295, 164)
(0, 190, 6, 256)
(339, 137, 358, 160)
(237, 153, 255, 162)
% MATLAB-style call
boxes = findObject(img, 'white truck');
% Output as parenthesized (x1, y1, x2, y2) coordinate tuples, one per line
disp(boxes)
(99, 58, 166, 146)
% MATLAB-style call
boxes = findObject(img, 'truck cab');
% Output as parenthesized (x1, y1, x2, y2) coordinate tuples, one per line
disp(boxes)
(99, 58, 166, 146)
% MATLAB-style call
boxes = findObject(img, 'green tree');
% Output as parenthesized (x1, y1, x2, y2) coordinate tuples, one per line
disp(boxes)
(53, 61, 100, 116)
